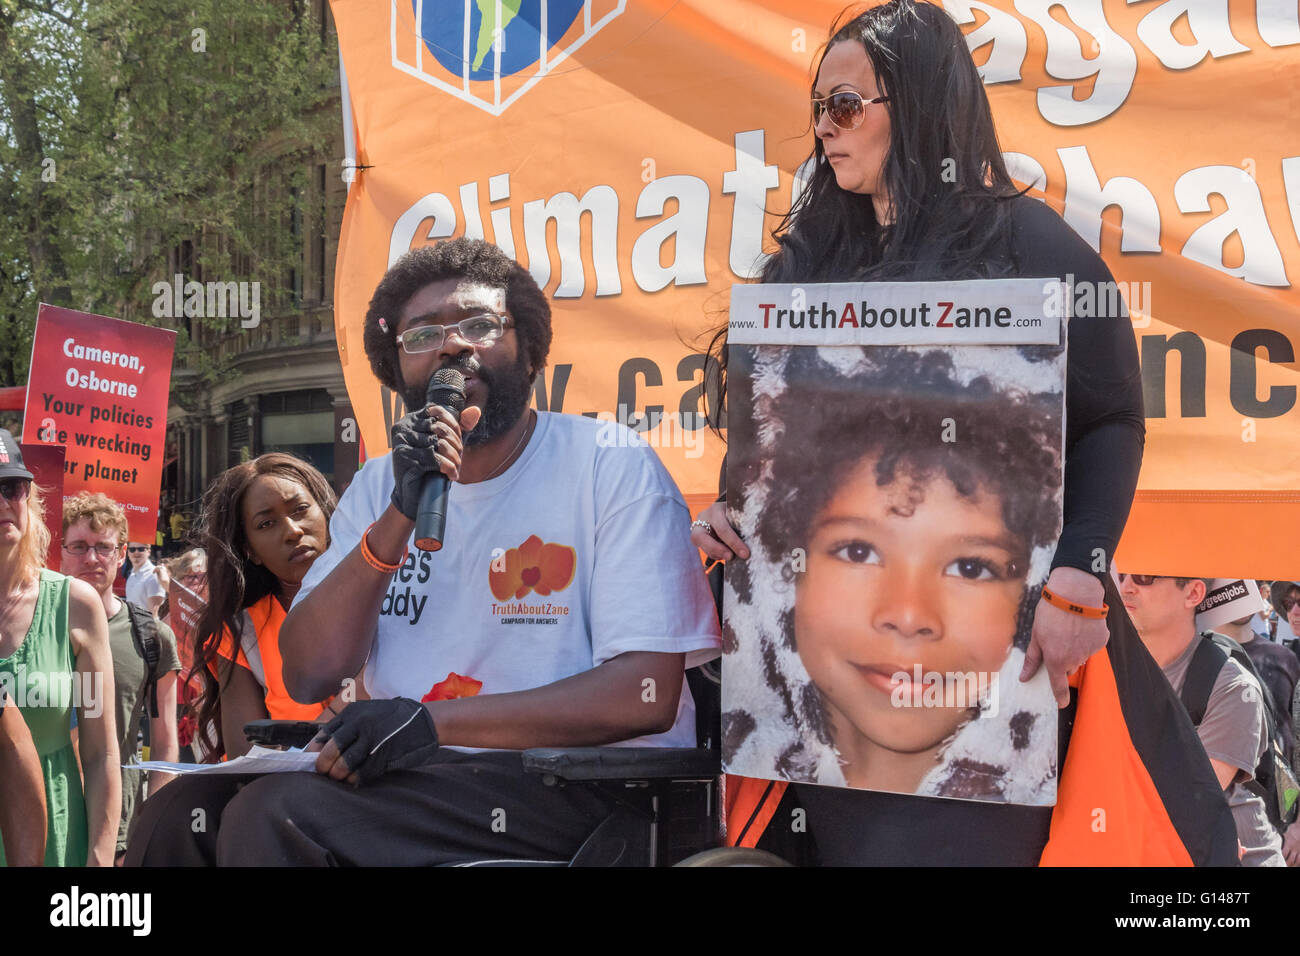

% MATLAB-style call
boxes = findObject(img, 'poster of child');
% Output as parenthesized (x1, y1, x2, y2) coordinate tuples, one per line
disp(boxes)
(722, 280, 1066, 805)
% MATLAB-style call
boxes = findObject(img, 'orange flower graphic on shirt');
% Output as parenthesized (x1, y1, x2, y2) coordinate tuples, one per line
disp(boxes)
(489, 534, 576, 600)
(423, 672, 484, 702)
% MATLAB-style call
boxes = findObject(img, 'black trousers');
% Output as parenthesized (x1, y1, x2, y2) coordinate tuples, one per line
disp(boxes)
(124, 750, 618, 866)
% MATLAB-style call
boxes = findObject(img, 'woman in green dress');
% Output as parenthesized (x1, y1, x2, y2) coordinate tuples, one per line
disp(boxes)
(0, 431, 118, 866)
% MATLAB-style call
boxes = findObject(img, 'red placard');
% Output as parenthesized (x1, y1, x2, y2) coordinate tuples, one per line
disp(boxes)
(22, 304, 176, 543)
(167, 574, 208, 754)
(18, 442, 65, 572)
(167, 578, 208, 708)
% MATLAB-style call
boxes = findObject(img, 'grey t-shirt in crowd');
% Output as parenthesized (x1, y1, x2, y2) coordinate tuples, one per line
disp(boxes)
(1162, 634, 1285, 867)
(108, 601, 181, 854)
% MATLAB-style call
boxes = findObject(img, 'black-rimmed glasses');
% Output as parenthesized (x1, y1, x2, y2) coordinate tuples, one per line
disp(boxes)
(64, 541, 120, 558)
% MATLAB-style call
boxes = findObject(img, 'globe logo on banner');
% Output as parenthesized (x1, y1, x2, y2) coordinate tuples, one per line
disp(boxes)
(392, 0, 626, 115)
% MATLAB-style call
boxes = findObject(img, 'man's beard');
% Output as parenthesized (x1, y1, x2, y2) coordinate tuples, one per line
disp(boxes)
(402, 352, 533, 447)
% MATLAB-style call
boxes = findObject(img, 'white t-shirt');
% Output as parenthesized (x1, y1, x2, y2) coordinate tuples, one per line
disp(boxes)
(295, 412, 721, 748)
(125, 559, 165, 608)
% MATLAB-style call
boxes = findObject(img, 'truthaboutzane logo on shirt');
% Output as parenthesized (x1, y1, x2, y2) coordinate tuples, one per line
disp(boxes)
(729, 279, 1065, 347)
(490, 534, 576, 625)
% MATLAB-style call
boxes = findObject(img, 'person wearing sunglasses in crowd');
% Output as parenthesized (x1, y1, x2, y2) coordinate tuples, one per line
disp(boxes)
(696, 2, 1239, 865)
(1271, 581, 1300, 650)
(0, 430, 120, 866)
(1121, 573, 1286, 866)
(60, 492, 181, 865)
(1211, 589, 1298, 771)
(124, 541, 165, 616)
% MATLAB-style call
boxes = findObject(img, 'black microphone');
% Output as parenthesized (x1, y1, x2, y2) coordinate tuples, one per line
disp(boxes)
(413, 368, 466, 552)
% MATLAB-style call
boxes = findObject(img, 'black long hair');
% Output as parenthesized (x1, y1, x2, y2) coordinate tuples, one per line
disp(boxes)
(189, 453, 337, 759)
(705, 0, 1027, 429)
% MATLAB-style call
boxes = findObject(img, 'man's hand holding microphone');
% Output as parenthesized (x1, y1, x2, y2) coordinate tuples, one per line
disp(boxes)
(310, 369, 481, 783)
(390, 368, 481, 533)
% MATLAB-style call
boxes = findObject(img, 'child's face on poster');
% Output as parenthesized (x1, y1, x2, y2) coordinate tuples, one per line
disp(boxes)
(794, 455, 1025, 766)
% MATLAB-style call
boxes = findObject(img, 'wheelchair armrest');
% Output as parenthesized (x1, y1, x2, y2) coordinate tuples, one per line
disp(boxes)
(521, 746, 720, 782)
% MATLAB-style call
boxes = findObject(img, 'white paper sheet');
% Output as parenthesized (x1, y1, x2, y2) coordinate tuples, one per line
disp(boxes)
(130, 745, 318, 775)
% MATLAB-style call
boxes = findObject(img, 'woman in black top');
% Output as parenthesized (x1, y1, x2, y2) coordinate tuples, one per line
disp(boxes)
(695, 0, 1145, 864)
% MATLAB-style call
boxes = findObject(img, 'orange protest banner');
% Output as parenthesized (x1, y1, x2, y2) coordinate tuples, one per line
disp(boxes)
(329, 0, 1300, 578)
(22, 304, 177, 543)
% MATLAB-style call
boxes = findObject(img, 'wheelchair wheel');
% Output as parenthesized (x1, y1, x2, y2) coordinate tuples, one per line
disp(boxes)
(673, 847, 792, 866)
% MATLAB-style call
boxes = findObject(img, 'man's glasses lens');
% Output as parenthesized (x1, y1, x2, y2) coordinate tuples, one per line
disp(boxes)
(0, 479, 30, 502)
(128, 546, 148, 553)
(398, 313, 506, 354)
(65, 542, 119, 558)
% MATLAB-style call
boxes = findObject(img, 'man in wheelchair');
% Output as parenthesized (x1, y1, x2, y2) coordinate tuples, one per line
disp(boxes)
(129, 237, 720, 866)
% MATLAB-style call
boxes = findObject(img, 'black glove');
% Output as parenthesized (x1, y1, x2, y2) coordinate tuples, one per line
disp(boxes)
(323, 698, 439, 783)
(390, 407, 442, 520)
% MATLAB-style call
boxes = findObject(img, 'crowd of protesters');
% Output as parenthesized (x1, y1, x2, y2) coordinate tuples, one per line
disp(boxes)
(0, 238, 1297, 865)
(0, 0, 1298, 869)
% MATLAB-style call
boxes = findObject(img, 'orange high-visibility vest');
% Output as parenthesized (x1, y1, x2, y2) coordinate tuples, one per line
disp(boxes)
(214, 594, 331, 722)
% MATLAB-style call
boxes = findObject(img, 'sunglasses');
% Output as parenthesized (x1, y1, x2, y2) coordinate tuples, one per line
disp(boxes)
(1118, 573, 1163, 586)
(812, 90, 891, 131)
(0, 478, 30, 502)
(1282, 596, 1300, 613)
(181, 572, 207, 585)
(128, 546, 149, 553)
(392, 312, 510, 355)
(64, 541, 121, 558)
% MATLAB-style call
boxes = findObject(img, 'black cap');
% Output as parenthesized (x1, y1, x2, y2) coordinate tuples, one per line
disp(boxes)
(1270, 581, 1300, 618)
(0, 429, 34, 482)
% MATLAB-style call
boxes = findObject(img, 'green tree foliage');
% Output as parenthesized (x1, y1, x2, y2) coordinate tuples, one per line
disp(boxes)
(0, 0, 337, 387)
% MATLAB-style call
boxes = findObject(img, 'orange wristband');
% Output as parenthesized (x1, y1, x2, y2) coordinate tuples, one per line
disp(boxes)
(1040, 585, 1108, 619)
(360, 522, 407, 574)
